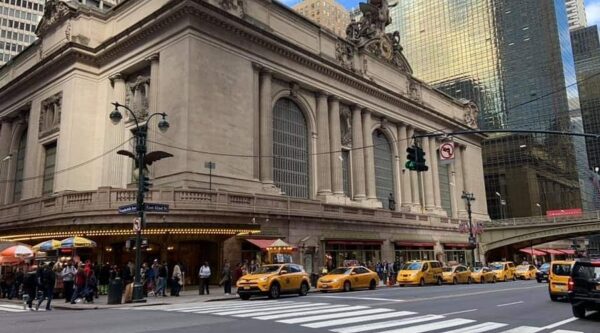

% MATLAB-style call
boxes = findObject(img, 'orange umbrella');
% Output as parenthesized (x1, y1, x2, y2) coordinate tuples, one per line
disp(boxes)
(0, 245, 33, 258)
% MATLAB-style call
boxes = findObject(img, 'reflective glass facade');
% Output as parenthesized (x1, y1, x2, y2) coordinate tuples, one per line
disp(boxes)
(389, 0, 587, 218)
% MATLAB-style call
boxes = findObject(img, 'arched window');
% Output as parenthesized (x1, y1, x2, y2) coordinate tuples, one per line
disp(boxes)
(273, 98, 309, 198)
(13, 129, 27, 202)
(373, 129, 394, 209)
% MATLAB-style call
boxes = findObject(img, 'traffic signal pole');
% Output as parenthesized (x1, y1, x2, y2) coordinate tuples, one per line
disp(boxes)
(133, 124, 147, 302)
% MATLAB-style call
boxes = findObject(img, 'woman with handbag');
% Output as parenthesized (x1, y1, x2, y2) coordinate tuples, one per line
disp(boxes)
(171, 264, 182, 297)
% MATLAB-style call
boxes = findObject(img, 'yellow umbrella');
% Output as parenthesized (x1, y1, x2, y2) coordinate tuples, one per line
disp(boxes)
(32, 239, 61, 252)
(60, 236, 97, 248)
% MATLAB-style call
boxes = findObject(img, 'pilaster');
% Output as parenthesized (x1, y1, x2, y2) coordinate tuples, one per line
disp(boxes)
(328, 96, 343, 196)
(316, 91, 331, 195)
(351, 105, 366, 200)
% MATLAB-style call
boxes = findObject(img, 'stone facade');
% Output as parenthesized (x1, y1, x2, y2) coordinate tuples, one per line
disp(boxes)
(0, 0, 489, 273)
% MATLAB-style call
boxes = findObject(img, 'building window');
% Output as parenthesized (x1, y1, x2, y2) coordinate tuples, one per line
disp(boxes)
(342, 149, 351, 197)
(12, 129, 27, 202)
(438, 157, 453, 216)
(272, 98, 309, 198)
(373, 129, 394, 209)
(42, 142, 57, 196)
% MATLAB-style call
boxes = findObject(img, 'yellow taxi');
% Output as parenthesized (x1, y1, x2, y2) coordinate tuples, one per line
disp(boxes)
(548, 260, 574, 301)
(489, 261, 516, 282)
(236, 263, 310, 300)
(317, 266, 379, 292)
(442, 265, 472, 284)
(397, 260, 444, 286)
(515, 264, 538, 280)
(471, 267, 496, 283)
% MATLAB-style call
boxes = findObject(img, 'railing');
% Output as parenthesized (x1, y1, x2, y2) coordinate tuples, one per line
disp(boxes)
(0, 187, 468, 230)
(484, 210, 600, 228)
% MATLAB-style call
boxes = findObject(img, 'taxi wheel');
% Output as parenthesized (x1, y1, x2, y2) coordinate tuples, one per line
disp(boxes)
(399, 284, 405, 287)
(536, 278, 542, 283)
(437, 277, 443, 286)
(343, 281, 351, 292)
(268, 283, 280, 299)
(369, 280, 377, 290)
(240, 294, 251, 300)
(299, 282, 309, 296)
(572, 305, 586, 318)
(452, 278, 458, 285)
(550, 293, 559, 302)
(467, 277, 472, 284)
(512, 275, 517, 281)
(419, 278, 425, 287)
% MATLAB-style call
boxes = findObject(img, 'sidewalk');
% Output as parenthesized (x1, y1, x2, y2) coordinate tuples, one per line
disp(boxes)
(0, 285, 239, 311)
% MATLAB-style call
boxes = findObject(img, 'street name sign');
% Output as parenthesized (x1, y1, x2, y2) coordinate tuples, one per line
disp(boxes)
(118, 204, 137, 214)
(118, 203, 170, 214)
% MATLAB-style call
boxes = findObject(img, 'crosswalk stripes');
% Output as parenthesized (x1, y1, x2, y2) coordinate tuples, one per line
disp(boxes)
(126, 299, 584, 333)
(0, 303, 46, 312)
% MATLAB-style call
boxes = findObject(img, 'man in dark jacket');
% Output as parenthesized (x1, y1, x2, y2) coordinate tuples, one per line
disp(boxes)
(36, 262, 56, 311)
(22, 267, 38, 310)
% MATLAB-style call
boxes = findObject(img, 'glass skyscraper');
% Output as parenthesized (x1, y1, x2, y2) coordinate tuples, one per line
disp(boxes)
(389, 0, 588, 218)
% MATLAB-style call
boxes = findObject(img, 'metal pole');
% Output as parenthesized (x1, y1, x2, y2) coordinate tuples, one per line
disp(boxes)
(462, 191, 476, 268)
(133, 125, 147, 302)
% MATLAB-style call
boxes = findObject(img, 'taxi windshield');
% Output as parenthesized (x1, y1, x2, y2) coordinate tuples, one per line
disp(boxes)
(490, 264, 503, 271)
(516, 265, 528, 271)
(255, 265, 282, 274)
(328, 268, 352, 275)
(442, 267, 453, 272)
(540, 263, 550, 272)
(404, 262, 423, 270)
(473, 267, 484, 273)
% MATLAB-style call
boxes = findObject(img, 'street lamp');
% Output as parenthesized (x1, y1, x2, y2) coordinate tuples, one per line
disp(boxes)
(535, 203, 542, 216)
(109, 102, 169, 302)
(461, 191, 476, 268)
(495, 192, 504, 219)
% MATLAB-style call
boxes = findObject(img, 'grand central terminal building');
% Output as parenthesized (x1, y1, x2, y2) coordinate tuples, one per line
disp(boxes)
(0, 0, 489, 282)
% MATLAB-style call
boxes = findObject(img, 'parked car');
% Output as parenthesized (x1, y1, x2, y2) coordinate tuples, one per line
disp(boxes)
(536, 263, 550, 283)
(236, 264, 310, 300)
(549, 260, 574, 301)
(397, 260, 444, 286)
(317, 266, 379, 292)
(489, 261, 516, 282)
(442, 265, 472, 284)
(515, 264, 538, 280)
(568, 259, 600, 318)
(471, 267, 496, 284)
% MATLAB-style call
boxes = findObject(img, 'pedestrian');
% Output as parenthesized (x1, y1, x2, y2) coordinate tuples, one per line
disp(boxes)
(70, 266, 86, 304)
(171, 263, 182, 296)
(233, 263, 243, 284)
(155, 262, 168, 297)
(145, 262, 156, 296)
(99, 263, 110, 295)
(84, 270, 97, 303)
(22, 266, 38, 311)
(198, 261, 211, 295)
(36, 262, 56, 311)
(61, 261, 76, 303)
(220, 260, 232, 295)
(250, 259, 258, 273)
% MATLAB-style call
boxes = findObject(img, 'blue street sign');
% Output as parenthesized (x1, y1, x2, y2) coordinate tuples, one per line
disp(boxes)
(146, 203, 170, 213)
(118, 204, 137, 214)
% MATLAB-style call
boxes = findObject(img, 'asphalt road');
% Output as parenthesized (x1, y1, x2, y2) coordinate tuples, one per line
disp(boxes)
(1, 280, 598, 333)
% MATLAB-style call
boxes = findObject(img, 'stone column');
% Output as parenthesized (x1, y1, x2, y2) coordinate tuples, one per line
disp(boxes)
(454, 144, 466, 215)
(329, 96, 343, 196)
(316, 92, 331, 195)
(104, 73, 127, 188)
(407, 127, 421, 208)
(362, 111, 376, 199)
(430, 137, 442, 211)
(422, 137, 435, 210)
(398, 124, 411, 207)
(145, 54, 160, 153)
(460, 145, 470, 194)
(449, 160, 458, 218)
(0, 121, 13, 204)
(351, 105, 366, 200)
(259, 70, 273, 185)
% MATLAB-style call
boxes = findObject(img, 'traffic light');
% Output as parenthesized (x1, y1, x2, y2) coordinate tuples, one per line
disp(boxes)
(415, 146, 429, 172)
(141, 175, 151, 193)
(405, 146, 417, 170)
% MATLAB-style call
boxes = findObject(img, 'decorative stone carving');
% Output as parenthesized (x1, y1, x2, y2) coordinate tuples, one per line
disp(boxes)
(207, 0, 246, 18)
(340, 105, 352, 147)
(345, 0, 412, 73)
(125, 72, 151, 121)
(408, 77, 421, 102)
(36, 0, 76, 36)
(289, 82, 300, 97)
(462, 100, 480, 128)
(335, 41, 355, 71)
(39, 92, 62, 138)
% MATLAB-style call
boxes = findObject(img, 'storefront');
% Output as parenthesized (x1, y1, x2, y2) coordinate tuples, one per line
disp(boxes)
(443, 243, 473, 266)
(324, 240, 382, 269)
(394, 241, 435, 263)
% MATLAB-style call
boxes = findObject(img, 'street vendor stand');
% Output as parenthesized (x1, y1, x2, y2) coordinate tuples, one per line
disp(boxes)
(265, 239, 295, 264)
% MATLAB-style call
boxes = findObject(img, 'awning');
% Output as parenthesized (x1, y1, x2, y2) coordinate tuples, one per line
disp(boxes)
(557, 249, 576, 255)
(443, 243, 471, 248)
(519, 248, 547, 256)
(326, 240, 383, 245)
(395, 241, 435, 248)
(246, 239, 277, 250)
(541, 248, 564, 255)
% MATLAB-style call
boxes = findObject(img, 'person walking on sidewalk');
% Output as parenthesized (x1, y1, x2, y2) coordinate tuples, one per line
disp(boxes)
(70, 266, 86, 304)
(220, 260, 232, 295)
(171, 263, 182, 296)
(36, 262, 56, 311)
(155, 262, 168, 297)
(22, 266, 38, 311)
(61, 261, 76, 303)
(198, 261, 211, 295)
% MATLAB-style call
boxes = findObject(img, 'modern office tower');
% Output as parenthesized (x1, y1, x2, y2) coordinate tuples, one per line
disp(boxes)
(565, 0, 587, 30)
(0, 0, 45, 65)
(389, 0, 587, 218)
(293, 0, 350, 37)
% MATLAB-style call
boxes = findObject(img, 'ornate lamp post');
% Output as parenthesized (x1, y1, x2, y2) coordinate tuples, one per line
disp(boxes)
(461, 191, 476, 268)
(109, 102, 169, 302)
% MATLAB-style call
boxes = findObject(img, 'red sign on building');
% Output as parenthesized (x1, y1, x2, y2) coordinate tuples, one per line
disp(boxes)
(546, 208, 583, 218)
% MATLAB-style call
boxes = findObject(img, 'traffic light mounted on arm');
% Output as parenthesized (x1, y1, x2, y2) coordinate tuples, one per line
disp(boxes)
(405, 145, 428, 172)
(415, 146, 429, 172)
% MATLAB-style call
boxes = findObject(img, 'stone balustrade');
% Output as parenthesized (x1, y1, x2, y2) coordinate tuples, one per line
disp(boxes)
(484, 210, 600, 228)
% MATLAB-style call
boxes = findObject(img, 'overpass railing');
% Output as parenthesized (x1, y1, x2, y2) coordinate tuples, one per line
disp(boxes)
(484, 210, 600, 228)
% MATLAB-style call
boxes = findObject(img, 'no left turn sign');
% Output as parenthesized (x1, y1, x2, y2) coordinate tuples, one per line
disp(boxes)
(439, 142, 455, 161)
(133, 217, 141, 232)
